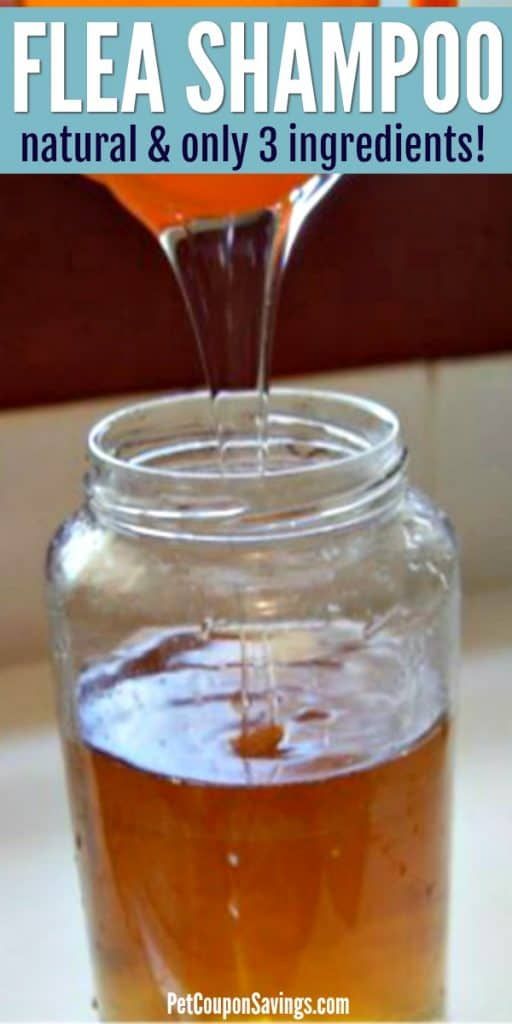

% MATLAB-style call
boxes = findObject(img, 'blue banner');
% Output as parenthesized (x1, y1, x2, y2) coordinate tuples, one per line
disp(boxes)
(1, 6, 510, 172)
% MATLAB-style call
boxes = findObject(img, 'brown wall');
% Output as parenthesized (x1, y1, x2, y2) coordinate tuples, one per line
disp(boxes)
(1, 173, 511, 409)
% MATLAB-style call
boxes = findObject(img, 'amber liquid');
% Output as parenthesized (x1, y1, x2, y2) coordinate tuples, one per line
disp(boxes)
(67, 628, 451, 1022)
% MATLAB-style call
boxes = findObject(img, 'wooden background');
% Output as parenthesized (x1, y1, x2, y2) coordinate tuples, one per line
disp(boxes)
(1, 173, 512, 409)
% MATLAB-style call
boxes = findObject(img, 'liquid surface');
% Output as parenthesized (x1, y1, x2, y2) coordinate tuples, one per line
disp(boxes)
(68, 628, 452, 1021)
(77, 625, 446, 786)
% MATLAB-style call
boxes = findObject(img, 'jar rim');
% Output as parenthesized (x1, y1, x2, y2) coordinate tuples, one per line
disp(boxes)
(87, 388, 406, 541)
(89, 388, 400, 480)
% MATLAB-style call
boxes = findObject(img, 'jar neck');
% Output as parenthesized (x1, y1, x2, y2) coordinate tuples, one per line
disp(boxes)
(86, 389, 407, 543)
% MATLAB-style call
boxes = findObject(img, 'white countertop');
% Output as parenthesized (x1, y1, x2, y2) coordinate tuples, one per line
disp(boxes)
(1, 588, 511, 1022)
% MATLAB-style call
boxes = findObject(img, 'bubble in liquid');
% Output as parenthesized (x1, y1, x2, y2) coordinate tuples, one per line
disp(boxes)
(228, 901, 240, 921)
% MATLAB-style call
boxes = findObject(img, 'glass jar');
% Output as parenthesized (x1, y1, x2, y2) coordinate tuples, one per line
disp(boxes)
(47, 388, 459, 1023)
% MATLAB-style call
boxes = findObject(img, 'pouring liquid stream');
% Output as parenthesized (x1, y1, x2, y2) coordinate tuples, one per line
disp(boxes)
(157, 177, 332, 744)
(159, 200, 293, 471)
(158, 174, 342, 471)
